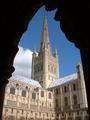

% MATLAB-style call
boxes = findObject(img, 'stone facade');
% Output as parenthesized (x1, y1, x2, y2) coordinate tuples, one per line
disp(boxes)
(3, 79, 55, 120)
(2, 15, 89, 120)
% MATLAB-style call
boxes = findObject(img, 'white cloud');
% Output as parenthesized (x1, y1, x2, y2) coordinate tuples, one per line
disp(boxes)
(12, 46, 33, 78)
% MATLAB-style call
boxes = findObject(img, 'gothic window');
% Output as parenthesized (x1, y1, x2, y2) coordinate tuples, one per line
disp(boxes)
(32, 92, 36, 99)
(73, 83, 76, 91)
(10, 87, 15, 95)
(73, 95, 78, 105)
(64, 97, 68, 106)
(64, 86, 67, 93)
(55, 99, 58, 107)
(64, 86, 68, 93)
(22, 90, 26, 97)
(41, 91, 44, 97)
(48, 92, 52, 99)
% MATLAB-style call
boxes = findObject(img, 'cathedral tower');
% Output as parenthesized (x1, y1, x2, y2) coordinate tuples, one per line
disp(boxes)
(31, 15, 59, 88)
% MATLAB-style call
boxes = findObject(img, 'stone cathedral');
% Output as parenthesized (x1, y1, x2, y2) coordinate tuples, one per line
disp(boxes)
(2, 16, 89, 120)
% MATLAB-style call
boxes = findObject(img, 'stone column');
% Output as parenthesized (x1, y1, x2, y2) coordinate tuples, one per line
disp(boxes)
(82, 111, 85, 120)
(65, 113, 68, 120)
(69, 84, 73, 110)
(72, 112, 76, 120)
(27, 88, 30, 110)
(59, 113, 61, 120)
(60, 87, 63, 111)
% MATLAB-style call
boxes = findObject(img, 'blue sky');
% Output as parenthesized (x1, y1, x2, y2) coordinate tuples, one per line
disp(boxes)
(19, 7, 82, 78)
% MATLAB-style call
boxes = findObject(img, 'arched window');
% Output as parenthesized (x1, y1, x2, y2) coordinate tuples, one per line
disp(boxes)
(73, 95, 78, 105)
(73, 83, 76, 91)
(32, 92, 36, 99)
(64, 86, 67, 93)
(22, 90, 26, 97)
(41, 91, 44, 97)
(10, 87, 15, 95)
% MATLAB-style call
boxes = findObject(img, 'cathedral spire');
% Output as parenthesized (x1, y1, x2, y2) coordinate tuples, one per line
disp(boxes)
(31, 14, 59, 88)
(40, 14, 51, 53)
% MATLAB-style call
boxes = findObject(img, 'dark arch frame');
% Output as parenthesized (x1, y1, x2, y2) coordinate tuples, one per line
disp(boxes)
(0, 0, 90, 119)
